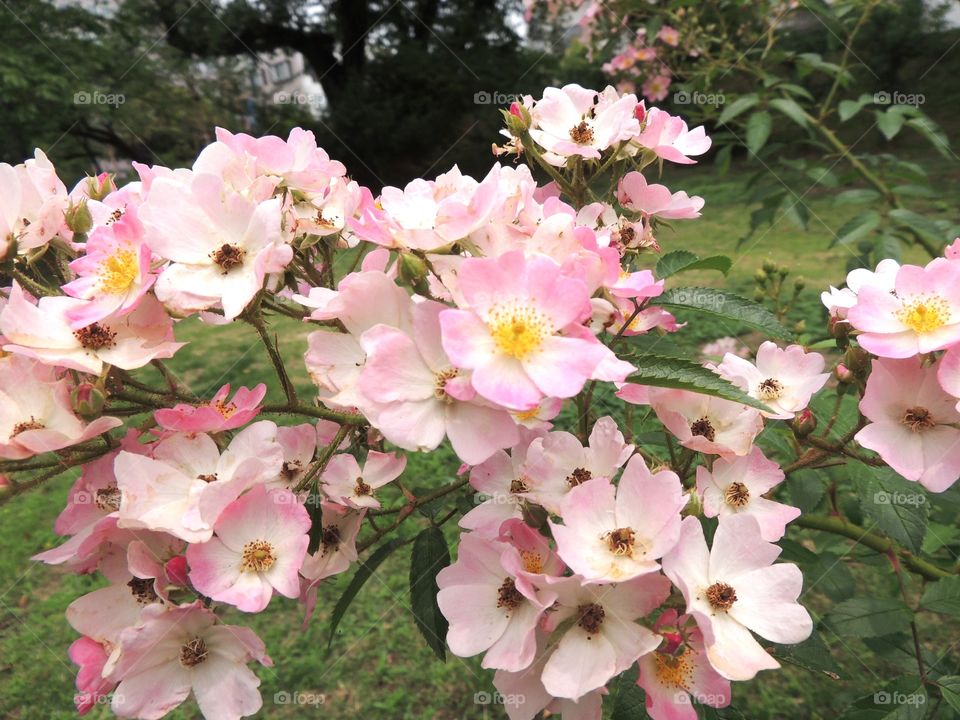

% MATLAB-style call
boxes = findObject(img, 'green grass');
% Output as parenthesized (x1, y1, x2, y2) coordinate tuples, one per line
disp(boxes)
(1, 156, 959, 719)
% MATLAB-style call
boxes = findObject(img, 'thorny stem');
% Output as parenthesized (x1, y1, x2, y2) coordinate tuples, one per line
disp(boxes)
(247, 308, 299, 406)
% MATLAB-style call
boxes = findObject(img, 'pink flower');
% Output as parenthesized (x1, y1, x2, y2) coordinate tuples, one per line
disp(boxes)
(1, 284, 183, 374)
(657, 25, 680, 46)
(357, 299, 519, 464)
(550, 455, 686, 582)
(856, 356, 960, 492)
(70, 636, 116, 715)
(139, 173, 290, 320)
(154, 383, 267, 433)
(617, 171, 704, 220)
(697, 447, 800, 541)
(351, 165, 500, 251)
(267, 422, 320, 490)
(187, 485, 310, 612)
(0, 149, 69, 253)
(461, 431, 541, 536)
(0, 354, 121, 460)
(439, 250, 632, 410)
(61, 209, 155, 327)
(635, 108, 711, 164)
(847, 258, 960, 357)
(821, 258, 899, 318)
(321, 450, 406, 509)
(637, 610, 731, 720)
(642, 74, 672, 103)
(106, 602, 272, 720)
(639, 388, 764, 457)
(716, 341, 829, 419)
(299, 501, 364, 588)
(115, 422, 283, 542)
(523, 416, 634, 513)
(437, 532, 557, 671)
(939, 346, 960, 411)
(529, 84, 640, 164)
(493, 634, 606, 720)
(662, 515, 811, 681)
(540, 574, 670, 699)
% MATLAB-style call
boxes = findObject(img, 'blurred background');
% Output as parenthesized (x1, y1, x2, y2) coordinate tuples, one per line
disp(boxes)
(3, 1, 960, 718)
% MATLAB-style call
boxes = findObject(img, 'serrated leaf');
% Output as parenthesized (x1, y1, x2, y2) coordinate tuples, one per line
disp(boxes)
(656, 286, 794, 340)
(834, 189, 882, 205)
(920, 577, 960, 616)
(656, 250, 732, 278)
(770, 631, 840, 678)
(609, 665, 645, 720)
(876, 109, 906, 140)
(852, 464, 928, 553)
(770, 97, 809, 128)
(825, 597, 911, 638)
(329, 538, 406, 648)
(718, 95, 759, 125)
(624, 354, 771, 411)
(746, 110, 772, 155)
(939, 676, 960, 713)
(409, 526, 451, 661)
(831, 210, 881, 248)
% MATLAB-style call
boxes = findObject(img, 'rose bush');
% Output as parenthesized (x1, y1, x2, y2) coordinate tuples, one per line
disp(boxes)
(1, 84, 958, 719)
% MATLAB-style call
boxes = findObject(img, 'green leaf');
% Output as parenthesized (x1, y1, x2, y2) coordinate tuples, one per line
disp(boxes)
(834, 189, 882, 205)
(328, 538, 406, 648)
(831, 210, 881, 248)
(876, 109, 906, 141)
(939, 676, 960, 713)
(889, 208, 949, 244)
(770, 631, 840, 678)
(718, 94, 759, 125)
(409, 526, 451, 661)
(656, 286, 795, 340)
(906, 116, 951, 158)
(920, 577, 960, 616)
(825, 597, 911, 638)
(891, 184, 936, 198)
(746, 110, 773, 155)
(625, 354, 771, 411)
(609, 665, 645, 720)
(656, 250, 732, 278)
(852, 464, 928, 554)
(714, 144, 733, 176)
(838, 98, 868, 121)
(770, 97, 809, 128)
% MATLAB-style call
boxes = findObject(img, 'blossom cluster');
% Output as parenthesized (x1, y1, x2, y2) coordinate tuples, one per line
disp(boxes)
(823, 248, 960, 492)
(0, 80, 939, 720)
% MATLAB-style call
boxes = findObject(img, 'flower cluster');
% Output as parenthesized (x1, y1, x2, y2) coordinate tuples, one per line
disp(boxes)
(825, 248, 960, 492)
(1, 81, 945, 720)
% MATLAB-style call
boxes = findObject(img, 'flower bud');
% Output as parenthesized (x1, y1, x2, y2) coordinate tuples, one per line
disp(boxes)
(398, 252, 431, 297)
(634, 104, 646, 123)
(754, 269, 768, 284)
(71, 382, 107, 420)
(753, 288, 766, 302)
(793, 319, 806, 334)
(791, 409, 817, 438)
(793, 276, 806, 291)
(521, 501, 549, 530)
(834, 363, 854, 384)
(85, 172, 115, 201)
(828, 315, 850, 345)
(844, 345, 871, 375)
(64, 199, 93, 235)
(503, 103, 531, 135)
(762, 259, 778, 275)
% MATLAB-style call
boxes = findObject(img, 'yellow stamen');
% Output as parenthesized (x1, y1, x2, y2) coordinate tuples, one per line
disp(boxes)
(488, 304, 551, 359)
(97, 249, 139, 295)
(898, 296, 950, 334)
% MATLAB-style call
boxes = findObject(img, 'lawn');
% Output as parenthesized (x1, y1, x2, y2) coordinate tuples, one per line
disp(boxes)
(2, 152, 958, 719)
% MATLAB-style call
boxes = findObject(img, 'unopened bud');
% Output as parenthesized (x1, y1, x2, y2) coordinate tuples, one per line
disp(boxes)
(634, 104, 646, 123)
(64, 200, 93, 235)
(844, 345, 871, 375)
(398, 252, 431, 296)
(834, 363, 854, 383)
(753, 288, 766, 302)
(71, 382, 106, 420)
(791, 409, 817, 438)
(754, 269, 768, 284)
(503, 103, 532, 135)
(762, 259, 778, 274)
(794, 276, 806, 291)
(86, 172, 115, 201)
(793, 319, 806, 334)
